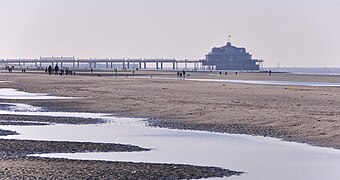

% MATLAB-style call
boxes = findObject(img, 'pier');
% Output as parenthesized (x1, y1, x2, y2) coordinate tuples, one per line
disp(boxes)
(0, 57, 216, 71)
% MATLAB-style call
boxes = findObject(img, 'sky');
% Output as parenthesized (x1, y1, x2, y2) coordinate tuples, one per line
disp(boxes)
(0, 0, 339, 67)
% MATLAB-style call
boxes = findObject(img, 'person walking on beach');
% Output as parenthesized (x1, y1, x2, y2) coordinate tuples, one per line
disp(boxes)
(182, 70, 186, 78)
(48, 65, 52, 75)
(54, 64, 59, 75)
(269, 70, 272, 76)
(91, 68, 93, 73)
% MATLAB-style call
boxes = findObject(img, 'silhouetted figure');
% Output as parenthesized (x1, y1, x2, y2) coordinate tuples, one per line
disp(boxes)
(225, 72, 228, 75)
(269, 70, 272, 76)
(182, 70, 186, 78)
(45, 68, 48, 74)
(48, 65, 52, 75)
(91, 68, 93, 73)
(54, 64, 59, 75)
(219, 71, 222, 75)
(177, 71, 179, 78)
(235, 72, 238, 75)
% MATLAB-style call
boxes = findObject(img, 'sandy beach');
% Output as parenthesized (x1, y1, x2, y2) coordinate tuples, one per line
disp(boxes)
(1, 69, 340, 178)
(2, 69, 340, 148)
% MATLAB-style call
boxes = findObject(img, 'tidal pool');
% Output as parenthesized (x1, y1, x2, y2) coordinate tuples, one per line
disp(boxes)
(0, 103, 340, 180)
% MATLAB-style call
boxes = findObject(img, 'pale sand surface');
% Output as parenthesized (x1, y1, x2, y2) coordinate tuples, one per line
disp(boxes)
(1, 69, 340, 149)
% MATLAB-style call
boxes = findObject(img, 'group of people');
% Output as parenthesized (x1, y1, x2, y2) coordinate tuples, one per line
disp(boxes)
(45, 64, 75, 76)
(219, 71, 238, 75)
(5, 66, 14, 73)
(217, 71, 272, 76)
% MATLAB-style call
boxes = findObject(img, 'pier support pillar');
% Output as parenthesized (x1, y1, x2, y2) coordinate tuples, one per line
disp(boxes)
(160, 62, 163, 69)
(106, 62, 108, 68)
(77, 62, 80, 68)
(156, 62, 159, 69)
(173, 62, 175, 70)
(144, 62, 147, 69)
(127, 62, 130, 69)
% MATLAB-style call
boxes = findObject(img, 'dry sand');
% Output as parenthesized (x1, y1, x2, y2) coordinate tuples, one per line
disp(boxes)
(1, 69, 340, 150)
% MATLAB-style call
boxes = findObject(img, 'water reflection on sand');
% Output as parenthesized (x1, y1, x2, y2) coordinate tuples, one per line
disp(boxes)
(187, 78, 340, 87)
(131, 76, 340, 87)
(0, 88, 75, 100)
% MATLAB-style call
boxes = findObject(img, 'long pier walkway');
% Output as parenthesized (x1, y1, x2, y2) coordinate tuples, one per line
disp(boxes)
(0, 56, 215, 70)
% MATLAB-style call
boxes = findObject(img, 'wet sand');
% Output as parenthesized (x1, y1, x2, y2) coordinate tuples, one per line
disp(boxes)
(0, 156, 241, 179)
(0, 139, 149, 156)
(1, 70, 339, 149)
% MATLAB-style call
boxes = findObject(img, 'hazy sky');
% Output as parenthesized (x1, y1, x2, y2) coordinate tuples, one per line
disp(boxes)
(0, 0, 339, 67)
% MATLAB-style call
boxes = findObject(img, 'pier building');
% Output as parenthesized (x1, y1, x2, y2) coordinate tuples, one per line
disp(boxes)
(202, 41, 263, 70)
